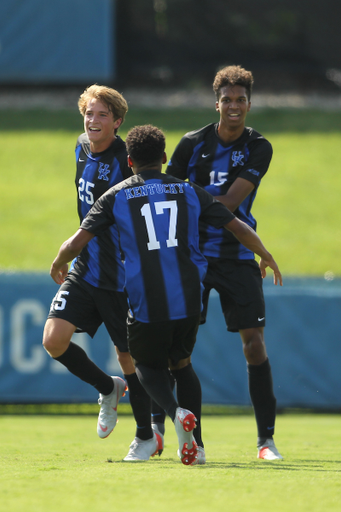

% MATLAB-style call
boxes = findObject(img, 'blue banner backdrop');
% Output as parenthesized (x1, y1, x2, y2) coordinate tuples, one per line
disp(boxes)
(0, 0, 115, 83)
(0, 273, 340, 407)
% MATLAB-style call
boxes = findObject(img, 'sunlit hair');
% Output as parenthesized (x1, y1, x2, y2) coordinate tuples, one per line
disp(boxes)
(213, 65, 254, 101)
(126, 125, 165, 167)
(78, 84, 128, 132)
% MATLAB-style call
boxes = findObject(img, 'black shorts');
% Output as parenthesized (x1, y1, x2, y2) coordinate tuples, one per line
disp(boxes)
(201, 258, 265, 333)
(127, 313, 201, 369)
(48, 275, 129, 352)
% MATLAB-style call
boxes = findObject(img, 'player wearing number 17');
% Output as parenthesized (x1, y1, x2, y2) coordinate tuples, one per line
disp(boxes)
(50, 125, 282, 464)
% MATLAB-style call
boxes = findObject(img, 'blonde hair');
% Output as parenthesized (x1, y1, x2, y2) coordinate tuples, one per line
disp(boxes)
(78, 84, 128, 126)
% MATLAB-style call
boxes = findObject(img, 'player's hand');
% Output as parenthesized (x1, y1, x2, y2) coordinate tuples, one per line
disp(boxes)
(50, 262, 69, 285)
(259, 256, 283, 286)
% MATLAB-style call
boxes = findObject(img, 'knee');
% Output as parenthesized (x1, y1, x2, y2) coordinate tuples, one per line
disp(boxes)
(42, 333, 68, 358)
(42, 320, 71, 358)
(42, 334, 61, 357)
(42, 326, 54, 354)
(241, 329, 267, 365)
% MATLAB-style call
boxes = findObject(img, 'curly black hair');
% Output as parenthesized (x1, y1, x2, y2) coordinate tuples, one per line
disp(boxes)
(125, 125, 166, 166)
(213, 65, 254, 101)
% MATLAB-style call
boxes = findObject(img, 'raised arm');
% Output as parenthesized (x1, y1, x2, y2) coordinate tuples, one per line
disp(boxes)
(224, 218, 282, 286)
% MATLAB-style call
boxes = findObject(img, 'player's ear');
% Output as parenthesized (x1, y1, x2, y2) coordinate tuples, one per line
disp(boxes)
(162, 152, 167, 164)
(247, 101, 251, 112)
(113, 117, 123, 130)
(127, 155, 133, 168)
(215, 101, 220, 112)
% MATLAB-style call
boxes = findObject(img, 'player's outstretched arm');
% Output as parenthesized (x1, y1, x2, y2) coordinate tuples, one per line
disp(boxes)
(50, 229, 94, 285)
(224, 218, 283, 286)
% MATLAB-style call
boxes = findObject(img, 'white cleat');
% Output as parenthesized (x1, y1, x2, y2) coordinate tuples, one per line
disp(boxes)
(123, 432, 164, 461)
(97, 376, 127, 439)
(257, 439, 283, 460)
(174, 407, 198, 466)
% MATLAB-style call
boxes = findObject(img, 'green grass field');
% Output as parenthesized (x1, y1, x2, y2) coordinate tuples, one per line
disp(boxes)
(1, 107, 340, 275)
(1, 413, 340, 512)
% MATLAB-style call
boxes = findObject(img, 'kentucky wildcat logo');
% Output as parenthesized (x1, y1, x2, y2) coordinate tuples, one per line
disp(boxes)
(231, 151, 244, 167)
(98, 163, 111, 180)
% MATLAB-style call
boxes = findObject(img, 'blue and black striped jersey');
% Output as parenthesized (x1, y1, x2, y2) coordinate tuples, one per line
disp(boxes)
(71, 133, 133, 290)
(80, 170, 235, 323)
(166, 123, 272, 260)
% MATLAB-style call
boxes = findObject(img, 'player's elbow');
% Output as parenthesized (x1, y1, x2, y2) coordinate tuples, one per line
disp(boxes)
(225, 218, 250, 237)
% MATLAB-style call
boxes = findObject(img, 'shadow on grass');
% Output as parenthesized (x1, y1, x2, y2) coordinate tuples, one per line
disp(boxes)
(107, 458, 341, 471)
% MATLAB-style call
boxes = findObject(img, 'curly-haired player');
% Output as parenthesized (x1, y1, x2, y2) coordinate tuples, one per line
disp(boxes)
(166, 65, 283, 460)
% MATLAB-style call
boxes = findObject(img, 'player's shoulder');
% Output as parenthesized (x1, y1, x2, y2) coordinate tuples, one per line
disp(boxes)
(112, 134, 127, 152)
(186, 180, 217, 207)
(243, 127, 273, 159)
(75, 133, 127, 156)
(110, 173, 140, 194)
(101, 135, 127, 160)
(181, 123, 216, 143)
(245, 126, 272, 148)
(109, 135, 129, 167)
(96, 179, 125, 205)
(76, 132, 90, 153)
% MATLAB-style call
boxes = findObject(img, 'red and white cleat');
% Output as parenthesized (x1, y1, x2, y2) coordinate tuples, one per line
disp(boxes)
(174, 407, 198, 466)
(123, 431, 164, 461)
(257, 439, 283, 460)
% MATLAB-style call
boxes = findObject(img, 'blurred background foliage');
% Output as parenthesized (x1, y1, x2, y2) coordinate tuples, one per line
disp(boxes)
(115, 0, 341, 93)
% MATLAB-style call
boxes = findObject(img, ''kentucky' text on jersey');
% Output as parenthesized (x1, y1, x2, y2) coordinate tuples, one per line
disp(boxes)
(81, 170, 235, 323)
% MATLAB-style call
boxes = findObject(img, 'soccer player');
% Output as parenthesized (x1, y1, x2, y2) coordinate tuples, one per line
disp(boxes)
(49, 124, 282, 465)
(42, 85, 162, 462)
(166, 65, 283, 460)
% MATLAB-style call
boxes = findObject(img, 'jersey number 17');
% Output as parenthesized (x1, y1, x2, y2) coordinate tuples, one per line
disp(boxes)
(141, 200, 178, 251)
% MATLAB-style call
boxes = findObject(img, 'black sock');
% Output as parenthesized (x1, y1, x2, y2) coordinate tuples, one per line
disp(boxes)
(171, 363, 203, 448)
(135, 364, 178, 422)
(151, 369, 175, 435)
(54, 341, 114, 395)
(124, 373, 153, 441)
(247, 358, 276, 439)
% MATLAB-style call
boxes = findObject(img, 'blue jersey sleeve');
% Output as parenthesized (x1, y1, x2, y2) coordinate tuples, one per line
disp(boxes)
(238, 137, 272, 186)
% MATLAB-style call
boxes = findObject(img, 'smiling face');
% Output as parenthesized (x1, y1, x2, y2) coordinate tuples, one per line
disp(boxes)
(84, 98, 122, 153)
(216, 85, 251, 140)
